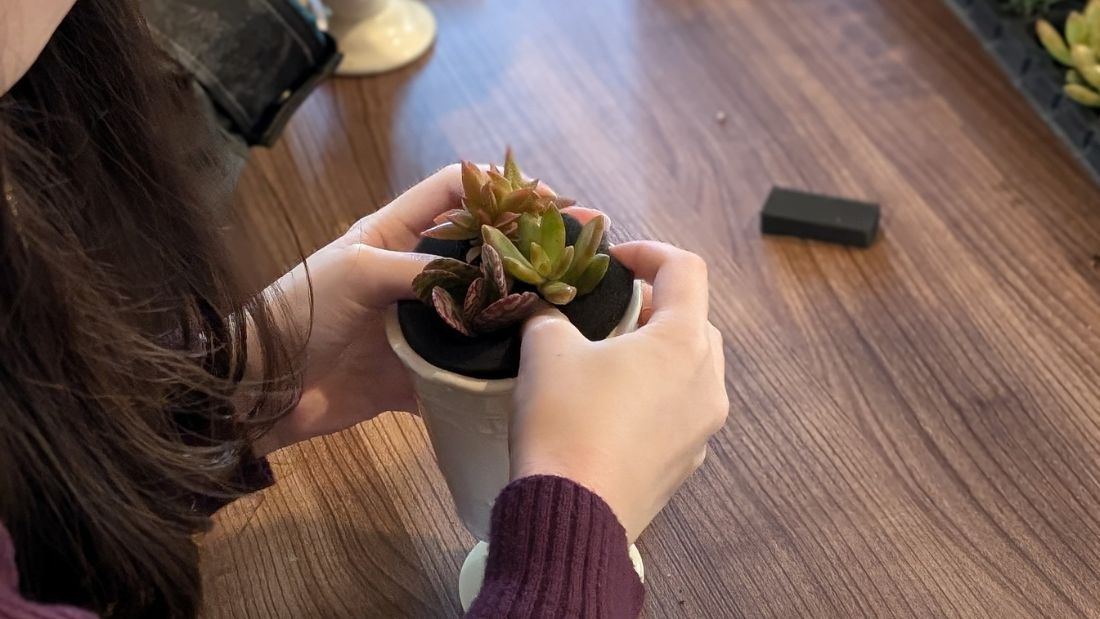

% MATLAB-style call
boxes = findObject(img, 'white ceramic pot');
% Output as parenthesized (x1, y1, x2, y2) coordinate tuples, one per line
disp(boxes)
(385, 280, 646, 609)
(325, 0, 437, 75)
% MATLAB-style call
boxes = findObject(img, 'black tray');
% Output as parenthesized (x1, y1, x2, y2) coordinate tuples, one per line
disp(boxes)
(943, 1, 1100, 181)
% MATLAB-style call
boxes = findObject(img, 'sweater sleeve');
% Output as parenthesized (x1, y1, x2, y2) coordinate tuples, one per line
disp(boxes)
(0, 525, 97, 619)
(466, 476, 645, 618)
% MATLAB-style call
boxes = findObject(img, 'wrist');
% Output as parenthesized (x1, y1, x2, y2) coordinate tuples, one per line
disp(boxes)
(254, 396, 316, 456)
(511, 462, 635, 542)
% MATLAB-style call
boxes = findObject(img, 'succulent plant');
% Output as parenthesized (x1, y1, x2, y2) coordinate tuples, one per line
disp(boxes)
(412, 149, 613, 336)
(1038, 1, 1100, 107)
(423, 151, 575, 261)
(412, 243, 541, 336)
(482, 206, 610, 306)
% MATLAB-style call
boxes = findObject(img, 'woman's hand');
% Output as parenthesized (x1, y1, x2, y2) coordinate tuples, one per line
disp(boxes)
(255, 165, 470, 454)
(510, 241, 729, 542)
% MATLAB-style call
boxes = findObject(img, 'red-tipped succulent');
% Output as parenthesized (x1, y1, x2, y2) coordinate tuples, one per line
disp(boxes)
(412, 244, 540, 336)
(422, 150, 575, 261)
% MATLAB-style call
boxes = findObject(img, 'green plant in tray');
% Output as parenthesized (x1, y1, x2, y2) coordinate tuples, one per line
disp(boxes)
(1038, 0, 1100, 107)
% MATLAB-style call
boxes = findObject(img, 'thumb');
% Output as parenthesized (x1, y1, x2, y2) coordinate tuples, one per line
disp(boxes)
(522, 304, 584, 346)
(354, 247, 438, 304)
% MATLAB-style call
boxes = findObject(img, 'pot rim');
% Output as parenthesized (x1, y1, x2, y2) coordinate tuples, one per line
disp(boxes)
(385, 279, 644, 391)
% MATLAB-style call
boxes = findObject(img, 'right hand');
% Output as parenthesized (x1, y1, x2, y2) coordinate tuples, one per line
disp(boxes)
(510, 241, 729, 542)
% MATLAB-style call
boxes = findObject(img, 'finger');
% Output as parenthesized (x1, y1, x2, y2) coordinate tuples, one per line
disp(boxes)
(637, 282, 654, 326)
(692, 446, 709, 471)
(708, 324, 730, 433)
(351, 164, 470, 250)
(528, 178, 557, 198)
(560, 206, 605, 226)
(355, 164, 558, 251)
(521, 305, 585, 348)
(350, 246, 438, 303)
(611, 241, 709, 325)
(709, 324, 725, 385)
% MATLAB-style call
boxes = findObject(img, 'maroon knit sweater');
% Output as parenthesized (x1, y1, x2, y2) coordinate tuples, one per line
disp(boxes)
(0, 475, 643, 618)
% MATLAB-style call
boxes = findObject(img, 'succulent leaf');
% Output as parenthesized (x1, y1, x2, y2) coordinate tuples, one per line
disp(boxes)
(488, 171, 513, 206)
(471, 291, 540, 332)
(494, 211, 522, 228)
(464, 277, 489, 317)
(549, 197, 577, 209)
(539, 206, 566, 262)
(503, 256, 543, 285)
(461, 162, 488, 207)
(480, 184, 499, 219)
(575, 254, 611, 295)
(1066, 83, 1100, 106)
(540, 281, 577, 305)
(498, 188, 535, 214)
(1072, 44, 1100, 89)
(1088, 3, 1100, 46)
(547, 246, 575, 282)
(529, 242, 552, 278)
(419, 257, 480, 279)
(503, 148, 524, 187)
(517, 212, 540, 255)
(434, 208, 465, 226)
(448, 210, 479, 230)
(1068, 11, 1088, 46)
(412, 271, 461, 303)
(423, 221, 478, 241)
(481, 244, 509, 298)
(412, 258, 479, 302)
(563, 216, 607, 283)
(431, 287, 472, 336)
(1038, 20, 1073, 66)
(484, 225, 533, 268)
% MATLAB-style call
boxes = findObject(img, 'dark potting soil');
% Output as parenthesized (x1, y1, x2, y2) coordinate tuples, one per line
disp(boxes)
(397, 214, 635, 379)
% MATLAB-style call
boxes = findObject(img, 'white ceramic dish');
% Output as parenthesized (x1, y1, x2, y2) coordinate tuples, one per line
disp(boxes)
(325, 0, 436, 75)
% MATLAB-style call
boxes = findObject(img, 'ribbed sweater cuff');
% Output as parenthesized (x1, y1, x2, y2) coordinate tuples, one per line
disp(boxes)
(467, 475, 645, 618)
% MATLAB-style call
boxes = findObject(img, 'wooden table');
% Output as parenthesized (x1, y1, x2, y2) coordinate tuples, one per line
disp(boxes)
(203, 0, 1100, 616)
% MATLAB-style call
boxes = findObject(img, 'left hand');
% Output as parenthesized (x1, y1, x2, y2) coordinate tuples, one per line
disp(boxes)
(255, 165, 468, 454)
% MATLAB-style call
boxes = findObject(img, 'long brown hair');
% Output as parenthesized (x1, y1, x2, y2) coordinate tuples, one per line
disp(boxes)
(0, 1, 299, 616)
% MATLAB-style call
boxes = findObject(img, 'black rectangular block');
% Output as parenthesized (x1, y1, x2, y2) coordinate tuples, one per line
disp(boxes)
(761, 187, 880, 248)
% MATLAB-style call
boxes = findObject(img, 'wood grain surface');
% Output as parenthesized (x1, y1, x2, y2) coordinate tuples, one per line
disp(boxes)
(201, 0, 1100, 616)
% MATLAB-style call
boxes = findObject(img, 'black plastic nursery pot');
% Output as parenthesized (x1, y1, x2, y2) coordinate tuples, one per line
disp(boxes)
(396, 214, 636, 380)
(943, 0, 1100, 182)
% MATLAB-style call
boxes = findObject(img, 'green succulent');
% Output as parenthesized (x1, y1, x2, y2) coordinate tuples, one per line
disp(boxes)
(412, 243, 540, 336)
(1038, 1, 1100, 107)
(482, 206, 610, 306)
(422, 151, 575, 261)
